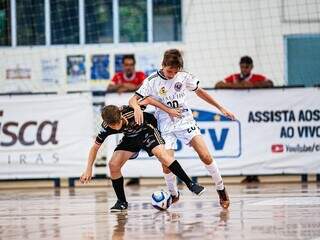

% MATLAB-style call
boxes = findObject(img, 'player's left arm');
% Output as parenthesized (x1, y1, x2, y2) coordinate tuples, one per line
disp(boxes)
(195, 87, 236, 120)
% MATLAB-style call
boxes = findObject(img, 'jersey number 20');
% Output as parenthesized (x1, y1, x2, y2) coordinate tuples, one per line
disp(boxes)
(167, 100, 179, 108)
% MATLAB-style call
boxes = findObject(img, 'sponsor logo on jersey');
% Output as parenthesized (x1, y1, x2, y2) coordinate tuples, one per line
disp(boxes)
(174, 82, 182, 92)
(159, 87, 167, 96)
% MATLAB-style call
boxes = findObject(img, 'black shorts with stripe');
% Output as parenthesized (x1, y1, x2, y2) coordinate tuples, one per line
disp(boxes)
(114, 124, 165, 158)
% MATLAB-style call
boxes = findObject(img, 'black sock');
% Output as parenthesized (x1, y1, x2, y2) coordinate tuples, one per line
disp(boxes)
(168, 160, 192, 186)
(111, 176, 127, 203)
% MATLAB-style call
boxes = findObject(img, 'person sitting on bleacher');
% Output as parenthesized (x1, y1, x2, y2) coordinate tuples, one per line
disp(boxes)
(216, 56, 274, 183)
(107, 55, 146, 93)
(215, 56, 273, 89)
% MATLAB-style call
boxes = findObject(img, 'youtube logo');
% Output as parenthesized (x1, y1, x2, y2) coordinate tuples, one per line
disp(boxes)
(271, 144, 284, 153)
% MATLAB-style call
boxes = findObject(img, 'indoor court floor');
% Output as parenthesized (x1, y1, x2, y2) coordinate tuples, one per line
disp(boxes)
(0, 183, 320, 240)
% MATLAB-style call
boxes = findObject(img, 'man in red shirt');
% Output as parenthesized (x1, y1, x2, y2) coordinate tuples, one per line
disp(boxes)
(107, 55, 146, 93)
(215, 56, 273, 88)
(215, 56, 273, 184)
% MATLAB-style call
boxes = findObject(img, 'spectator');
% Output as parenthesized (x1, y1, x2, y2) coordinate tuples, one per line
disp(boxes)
(216, 56, 274, 184)
(107, 55, 146, 93)
(215, 56, 273, 89)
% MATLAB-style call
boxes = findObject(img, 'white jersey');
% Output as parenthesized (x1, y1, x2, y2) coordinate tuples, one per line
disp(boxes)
(136, 70, 200, 134)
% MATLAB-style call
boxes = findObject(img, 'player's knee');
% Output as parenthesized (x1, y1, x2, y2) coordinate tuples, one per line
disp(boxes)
(155, 151, 168, 162)
(200, 153, 212, 165)
(108, 160, 120, 173)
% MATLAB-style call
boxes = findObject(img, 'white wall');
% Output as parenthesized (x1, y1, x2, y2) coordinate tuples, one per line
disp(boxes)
(0, 0, 319, 92)
(0, 43, 183, 92)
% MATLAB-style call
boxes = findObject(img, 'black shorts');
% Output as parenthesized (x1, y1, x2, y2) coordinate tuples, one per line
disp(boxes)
(114, 124, 165, 158)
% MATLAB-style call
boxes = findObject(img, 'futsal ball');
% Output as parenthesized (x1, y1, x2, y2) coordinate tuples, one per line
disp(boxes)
(151, 190, 172, 210)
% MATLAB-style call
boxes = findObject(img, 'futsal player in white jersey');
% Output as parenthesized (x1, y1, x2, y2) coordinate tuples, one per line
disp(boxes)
(129, 49, 235, 209)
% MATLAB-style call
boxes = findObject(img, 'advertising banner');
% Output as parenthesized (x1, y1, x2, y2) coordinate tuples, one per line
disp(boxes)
(103, 88, 320, 177)
(0, 94, 93, 179)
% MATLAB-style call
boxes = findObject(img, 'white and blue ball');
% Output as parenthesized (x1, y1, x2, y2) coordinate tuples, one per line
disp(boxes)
(151, 190, 172, 210)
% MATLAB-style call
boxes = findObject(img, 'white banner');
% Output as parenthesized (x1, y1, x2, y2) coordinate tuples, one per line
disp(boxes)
(104, 88, 320, 177)
(0, 93, 93, 179)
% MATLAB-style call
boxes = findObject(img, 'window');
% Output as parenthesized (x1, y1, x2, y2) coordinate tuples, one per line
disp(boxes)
(0, 0, 10, 46)
(51, 0, 79, 44)
(286, 34, 320, 87)
(85, 0, 113, 43)
(119, 0, 147, 42)
(17, 0, 45, 45)
(153, 0, 181, 42)
(0, 0, 182, 47)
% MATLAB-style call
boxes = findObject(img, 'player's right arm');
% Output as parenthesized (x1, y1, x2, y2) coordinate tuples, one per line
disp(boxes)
(129, 76, 153, 125)
(80, 143, 100, 184)
(129, 94, 144, 125)
(80, 125, 118, 184)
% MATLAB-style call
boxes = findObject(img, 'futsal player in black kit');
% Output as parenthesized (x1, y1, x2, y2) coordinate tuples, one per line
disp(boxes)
(80, 105, 205, 212)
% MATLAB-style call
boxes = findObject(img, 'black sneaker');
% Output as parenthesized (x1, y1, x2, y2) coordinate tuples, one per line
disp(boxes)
(217, 188, 230, 209)
(110, 200, 128, 212)
(188, 182, 206, 196)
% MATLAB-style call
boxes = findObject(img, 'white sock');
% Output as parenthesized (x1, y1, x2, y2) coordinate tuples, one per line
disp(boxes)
(164, 172, 178, 196)
(205, 162, 224, 190)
